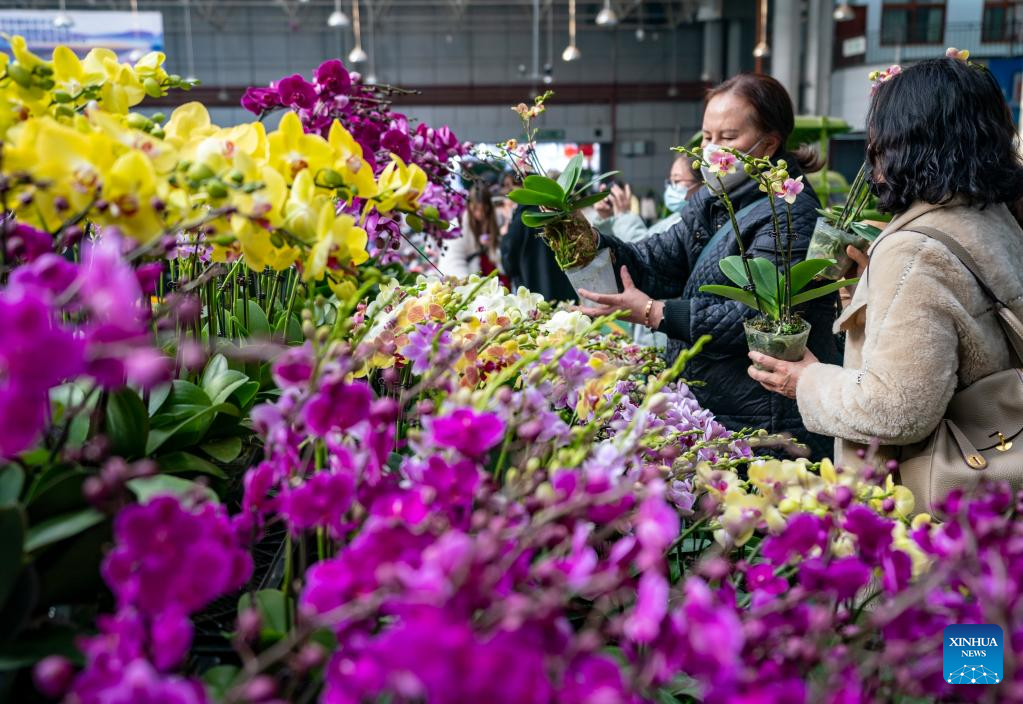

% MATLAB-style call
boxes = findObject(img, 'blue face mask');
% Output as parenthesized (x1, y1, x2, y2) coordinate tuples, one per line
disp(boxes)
(663, 183, 688, 213)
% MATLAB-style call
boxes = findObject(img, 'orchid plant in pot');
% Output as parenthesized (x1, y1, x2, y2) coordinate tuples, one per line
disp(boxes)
(808, 162, 883, 280)
(490, 92, 619, 304)
(675, 145, 859, 363)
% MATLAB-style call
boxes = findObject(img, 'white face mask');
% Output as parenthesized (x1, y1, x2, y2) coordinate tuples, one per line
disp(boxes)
(700, 139, 764, 192)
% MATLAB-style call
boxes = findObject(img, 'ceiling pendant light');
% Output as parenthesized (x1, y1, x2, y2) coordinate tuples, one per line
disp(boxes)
(562, 0, 581, 61)
(833, 2, 855, 22)
(595, 0, 618, 27)
(348, 0, 368, 63)
(327, 0, 350, 27)
(53, 0, 73, 28)
(753, 0, 770, 58)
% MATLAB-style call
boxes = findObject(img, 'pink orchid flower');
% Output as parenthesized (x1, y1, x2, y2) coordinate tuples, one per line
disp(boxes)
(707, 150, 737, 176)
(775, 176, 804, 204)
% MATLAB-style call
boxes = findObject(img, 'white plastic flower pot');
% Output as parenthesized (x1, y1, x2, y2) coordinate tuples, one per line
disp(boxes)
(564, 248, 619, 307)
(806, 217, 869, 281)
(744, 317, 811, 368)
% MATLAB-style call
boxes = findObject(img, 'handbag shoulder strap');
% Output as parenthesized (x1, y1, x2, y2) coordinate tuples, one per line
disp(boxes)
(693, 198, 765, 270)
(905, 224, 1023, 364)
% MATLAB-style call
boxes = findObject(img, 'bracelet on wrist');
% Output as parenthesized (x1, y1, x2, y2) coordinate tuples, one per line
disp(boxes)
(643, 299, 655, 327)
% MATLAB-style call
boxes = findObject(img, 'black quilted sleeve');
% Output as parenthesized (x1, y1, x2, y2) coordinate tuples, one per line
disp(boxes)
(598, 216, 693, 300)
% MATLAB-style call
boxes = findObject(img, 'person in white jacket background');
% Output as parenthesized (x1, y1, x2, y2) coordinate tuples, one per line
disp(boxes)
(593, 156, 702, 242)
(437, 184, 504, 280)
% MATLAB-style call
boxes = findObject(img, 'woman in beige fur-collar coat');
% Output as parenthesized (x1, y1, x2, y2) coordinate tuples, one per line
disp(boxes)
(748, 56, 1023, 494)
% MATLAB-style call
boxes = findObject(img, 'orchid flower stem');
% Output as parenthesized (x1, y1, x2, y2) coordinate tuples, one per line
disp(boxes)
(282, 532, 294, 632)
(493, 428, 514, 484)
(283, 272, 301, 341)
(669, 516, 709, 552)
(710, 177, 764, 317)
(784, 204, 796, 317)
(765, 195, 785, 314)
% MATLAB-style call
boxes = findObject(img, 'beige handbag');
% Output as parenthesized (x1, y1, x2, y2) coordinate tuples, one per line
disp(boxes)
(894, 226, 1023, 513)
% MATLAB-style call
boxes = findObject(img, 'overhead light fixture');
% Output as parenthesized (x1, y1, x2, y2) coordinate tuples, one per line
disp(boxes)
(364, 73, 377, 84)
(752, 41, 771, 58)
(595, 0, 618, 27)
(562, 0, 581, 61)
(833, 2, 855, 22)
(348, 0, 367, 62)
(635, 27, 645, 41)
(53, 0, 73, 28)
(327, 0, 349, 27)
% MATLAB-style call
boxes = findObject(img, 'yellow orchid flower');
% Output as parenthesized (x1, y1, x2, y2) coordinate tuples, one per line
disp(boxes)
(267, 111, 331, 183)
(282, 169, 326, 242)
(716, 492, 769, 548)
(227, 216, 301, 272)
(133, 51, 169, 97)
(99, 150, 165, 241)
(51, 46, 104, 102)
(5, 117, 115, 228)
(163, 102, 218, 150)
(302, 207, 368, 282)
(375, 155, 427, 212)
(327, 120, 376, 198)
(82, 48, 145, 113)
(8, 35, 46, 71)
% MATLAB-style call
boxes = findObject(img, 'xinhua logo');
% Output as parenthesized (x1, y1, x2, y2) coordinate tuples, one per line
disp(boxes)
(943, 624, 1003, 684)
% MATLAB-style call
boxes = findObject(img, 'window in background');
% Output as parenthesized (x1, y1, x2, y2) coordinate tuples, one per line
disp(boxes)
(983, 1, 1023, 43)
(880, 1, 946, 45)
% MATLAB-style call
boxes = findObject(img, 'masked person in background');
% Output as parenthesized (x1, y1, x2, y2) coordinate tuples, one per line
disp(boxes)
(594, 156, 702, 242)
(575, 73, 841, 460)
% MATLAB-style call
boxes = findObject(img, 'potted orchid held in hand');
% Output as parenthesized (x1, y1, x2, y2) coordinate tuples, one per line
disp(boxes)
(676, 145, 859, 363)
(489, 92, 619, 305)
(807, 162, 882, 280)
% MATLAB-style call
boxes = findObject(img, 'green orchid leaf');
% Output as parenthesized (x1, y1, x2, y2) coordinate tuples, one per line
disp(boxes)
(49, 383, 96, 447)
(507, 188, 566, 210)
(851, 221, 882, 242)
(556, 154, 583, 195)
(233, 300, 271, 338)
(791, 277, 859, 306)
(104, 387, 149, 459)
(159, 450, 229, 478)
(521, 211, 565, 228)
(698, 284, 759, 311)
(524, 174, 566, 203)
(787, 259, 835, 295)
(749, 258, 781, 306)
(573, 170, 620, 197)
(146, 402, 238, 455)
(147, 383, 172, 416)
(238, 589, 288, 644)
(199, 437, 243, 464)
(568, 191, 612, 211)
(0, 506, 25, 609)
(203, 665, 240, 702)
(24, 508, 104, 553)
(0, 466, 24, 506)
(718, 256, 750, 288)
(128, 475, 219, 504)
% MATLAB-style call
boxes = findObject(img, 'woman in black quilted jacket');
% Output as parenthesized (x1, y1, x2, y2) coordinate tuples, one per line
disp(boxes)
(578, 73, 841, 459)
